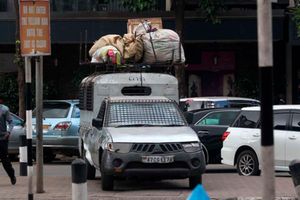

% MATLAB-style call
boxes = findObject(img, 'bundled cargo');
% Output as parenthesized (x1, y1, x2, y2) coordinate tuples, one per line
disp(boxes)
(91, 45, 122, 65)
(141, 28, 185, 64)
(133, 21, 185, 64)
(123, 33, 144, 62)
(88, 19, 185, 65)
(89, 34, 124, 57)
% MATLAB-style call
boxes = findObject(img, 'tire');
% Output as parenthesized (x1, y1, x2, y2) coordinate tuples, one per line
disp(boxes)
(101, 173, 114, 191)
(85, 157, 96, 180)
(189, 175, 202, 189)
(236, 150, 260, 176)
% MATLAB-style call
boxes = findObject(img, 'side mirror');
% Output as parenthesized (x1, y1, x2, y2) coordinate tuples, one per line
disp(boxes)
(92, 118, 103, 129)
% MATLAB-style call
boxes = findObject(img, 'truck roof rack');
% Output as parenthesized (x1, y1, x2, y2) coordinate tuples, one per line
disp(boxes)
(78, 61, 184, 74)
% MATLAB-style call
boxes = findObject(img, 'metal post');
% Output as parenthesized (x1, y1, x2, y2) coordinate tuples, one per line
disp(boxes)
(19, 135, 27, 176)
(257, 1, 275, 200)
(72, 159, 87, 200)
(25, 56, 34, 200)
(35, 56, 44, 193)
(289, 159, 300, 199)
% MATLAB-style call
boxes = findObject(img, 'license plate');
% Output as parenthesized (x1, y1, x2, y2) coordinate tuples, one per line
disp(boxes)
(142, 155, 174, 163)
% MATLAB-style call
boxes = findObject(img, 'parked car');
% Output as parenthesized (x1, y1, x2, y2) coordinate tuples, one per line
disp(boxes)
(32, 99, 80, 162)
(179, 96, 260, 112)
(185, 108, 241, 164)
(8, 113, 25, 158)
(221, 105, 300, 176)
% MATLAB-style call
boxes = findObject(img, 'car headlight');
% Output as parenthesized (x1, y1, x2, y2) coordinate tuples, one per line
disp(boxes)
(182, 142, 201, 153)
(105, 142, 132, 153)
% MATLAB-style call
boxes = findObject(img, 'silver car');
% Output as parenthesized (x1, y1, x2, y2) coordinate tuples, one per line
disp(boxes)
(32, 100, 80, 162)
(8, 113, 25, 159)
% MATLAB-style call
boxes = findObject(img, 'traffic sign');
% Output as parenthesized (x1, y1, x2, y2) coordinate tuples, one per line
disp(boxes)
(19, 0, 51, 56)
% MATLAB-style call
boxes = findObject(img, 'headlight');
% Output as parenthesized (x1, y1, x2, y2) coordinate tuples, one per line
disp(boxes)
(105, 142, 132, 153)
(182, 142, 201, 153)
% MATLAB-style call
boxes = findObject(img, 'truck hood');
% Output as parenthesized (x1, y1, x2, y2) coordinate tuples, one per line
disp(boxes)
(105, 127, 199, 143)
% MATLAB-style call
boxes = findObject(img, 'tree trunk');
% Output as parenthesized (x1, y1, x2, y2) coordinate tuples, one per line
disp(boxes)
(14, 0, 25, 119)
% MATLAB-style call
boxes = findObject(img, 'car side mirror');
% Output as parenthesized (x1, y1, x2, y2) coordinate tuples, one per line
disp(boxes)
(92, 118, 103, 129)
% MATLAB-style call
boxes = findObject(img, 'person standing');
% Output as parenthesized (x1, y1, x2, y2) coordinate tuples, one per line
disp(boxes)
(0, 97, 16, 185)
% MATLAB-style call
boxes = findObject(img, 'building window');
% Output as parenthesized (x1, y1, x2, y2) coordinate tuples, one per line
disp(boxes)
(0, 0, 7, 12)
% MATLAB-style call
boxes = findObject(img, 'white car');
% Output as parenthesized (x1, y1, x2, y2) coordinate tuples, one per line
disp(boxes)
(221, 105, 300, 176)
(179, 96, 260, 112)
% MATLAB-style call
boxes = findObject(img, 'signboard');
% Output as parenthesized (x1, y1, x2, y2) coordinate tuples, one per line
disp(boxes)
(19, 0, 51, 56)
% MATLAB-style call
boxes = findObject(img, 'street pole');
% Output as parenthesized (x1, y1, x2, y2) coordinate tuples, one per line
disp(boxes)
(35, 56, 44, 193)
(257, 1, 275, 200)
(25, 56, 34, 200)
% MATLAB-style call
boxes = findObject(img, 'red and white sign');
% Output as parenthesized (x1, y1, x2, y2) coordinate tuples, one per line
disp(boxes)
(19, 0, 51, 56)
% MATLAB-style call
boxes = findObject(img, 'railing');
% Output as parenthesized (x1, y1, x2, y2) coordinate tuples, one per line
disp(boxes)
(0, 0, 289, 14)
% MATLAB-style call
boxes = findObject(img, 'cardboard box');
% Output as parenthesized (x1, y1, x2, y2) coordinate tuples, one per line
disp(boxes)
(127, 18, 163, 34)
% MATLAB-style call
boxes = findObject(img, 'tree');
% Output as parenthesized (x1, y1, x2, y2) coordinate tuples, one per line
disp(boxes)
(291, 0, 300, 37)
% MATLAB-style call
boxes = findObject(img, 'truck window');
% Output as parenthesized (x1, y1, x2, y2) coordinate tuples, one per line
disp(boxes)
(121, 86, 152, 96)
(106, 102, 186, 127)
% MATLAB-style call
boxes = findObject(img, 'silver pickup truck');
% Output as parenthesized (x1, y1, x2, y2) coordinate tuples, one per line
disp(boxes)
(80, 96, 206, 191)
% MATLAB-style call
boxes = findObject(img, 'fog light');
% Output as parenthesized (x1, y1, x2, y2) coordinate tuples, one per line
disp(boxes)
(112, 158, 123, 168)
(191, 158, 201, 167)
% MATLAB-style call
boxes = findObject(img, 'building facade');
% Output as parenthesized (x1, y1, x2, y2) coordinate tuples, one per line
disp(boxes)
(0, 0, 297, 103)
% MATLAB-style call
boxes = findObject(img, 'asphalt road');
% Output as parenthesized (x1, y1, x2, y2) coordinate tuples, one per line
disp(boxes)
(0, 156, 297, 200)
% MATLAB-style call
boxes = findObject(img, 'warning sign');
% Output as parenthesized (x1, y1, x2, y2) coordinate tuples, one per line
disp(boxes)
(19, 0, 51, 56)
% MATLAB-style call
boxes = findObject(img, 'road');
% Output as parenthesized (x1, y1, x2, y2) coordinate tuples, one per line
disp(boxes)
(0, 157, 297, 200)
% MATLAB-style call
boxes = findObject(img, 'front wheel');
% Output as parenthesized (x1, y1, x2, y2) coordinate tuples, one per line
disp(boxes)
(236, 150, 260, 176)
(189, 175, 202, 189)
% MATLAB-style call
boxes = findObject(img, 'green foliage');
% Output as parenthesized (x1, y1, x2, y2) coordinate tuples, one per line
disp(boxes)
(14, 40, 24, 67)
(234, 77, 259, 99)
(291, 3, 300, 37)
(0, 74, 19, 113)
(118, 0, 223, 23)
(0, 73, 61, 114)
(119, 0, 156, 12)
(199, 0, 224, 24)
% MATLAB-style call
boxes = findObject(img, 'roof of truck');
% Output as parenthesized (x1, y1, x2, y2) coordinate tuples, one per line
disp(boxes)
(107, 96, 173, 103)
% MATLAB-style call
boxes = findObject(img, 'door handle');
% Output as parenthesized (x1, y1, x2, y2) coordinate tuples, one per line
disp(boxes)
(288, 135, 297, 140)
(198, 130, 209, 135)
(252, 133, 260, 137)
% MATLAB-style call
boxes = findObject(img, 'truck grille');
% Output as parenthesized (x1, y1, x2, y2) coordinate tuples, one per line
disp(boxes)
(130, 143, 183, 154)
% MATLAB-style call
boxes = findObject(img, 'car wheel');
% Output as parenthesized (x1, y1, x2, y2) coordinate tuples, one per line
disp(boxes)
(85, 157, 96, 180)
(189, 175, 202, 189)
(236, 150, 260, 176)
(101, 173, 114, 191)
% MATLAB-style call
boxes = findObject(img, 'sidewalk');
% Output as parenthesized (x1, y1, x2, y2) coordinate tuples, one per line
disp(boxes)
(0, 163, 298, 200)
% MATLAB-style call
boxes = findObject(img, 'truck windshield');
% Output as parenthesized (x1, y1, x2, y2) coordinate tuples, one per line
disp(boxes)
(107, 102, 186, 127)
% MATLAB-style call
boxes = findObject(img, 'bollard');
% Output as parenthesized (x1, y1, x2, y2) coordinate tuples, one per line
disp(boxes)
(19, 135, 27, 176)
(289, 159, 300, 199)
(72, 159, 87, 200)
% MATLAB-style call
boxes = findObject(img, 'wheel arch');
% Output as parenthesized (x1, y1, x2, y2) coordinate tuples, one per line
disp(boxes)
(201, 144, 209, 164)
(234, 145, 258, 166)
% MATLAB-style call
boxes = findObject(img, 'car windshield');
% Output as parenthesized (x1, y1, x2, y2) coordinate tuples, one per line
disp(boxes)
(107, 102, 186, 127)
(33, 102, 71, 118)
